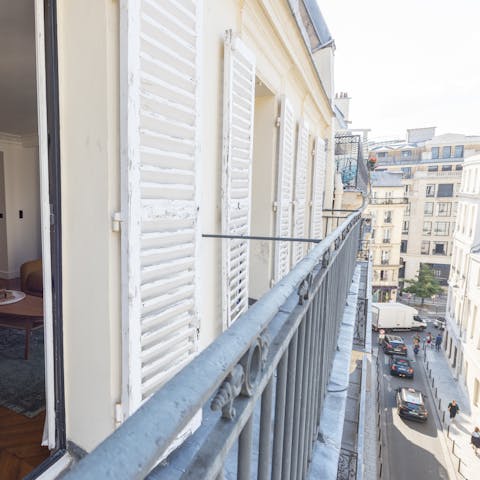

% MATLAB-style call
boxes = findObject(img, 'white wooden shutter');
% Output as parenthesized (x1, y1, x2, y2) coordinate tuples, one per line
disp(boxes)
(292, 119, 309, 265)
(274, 96, 295, 281)
(121, 0, 200, 416)
(310, 136, 326, 240)
(222, 31, 256, 328)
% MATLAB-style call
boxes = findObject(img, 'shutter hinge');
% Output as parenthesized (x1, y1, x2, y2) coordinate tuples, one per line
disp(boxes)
(50, 204, 55, 226)
(112, 212, 122, 232)
(115, 403, 124, 427)
(272, 201, 278, 212)
(311, 148, 316, 158)
(275, 117, 281, 128)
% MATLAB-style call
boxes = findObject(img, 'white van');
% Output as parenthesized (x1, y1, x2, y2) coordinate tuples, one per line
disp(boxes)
(372, 302, 427, 331)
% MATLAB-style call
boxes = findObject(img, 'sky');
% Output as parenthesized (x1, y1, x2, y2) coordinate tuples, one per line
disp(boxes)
(318, 0, 480, 141)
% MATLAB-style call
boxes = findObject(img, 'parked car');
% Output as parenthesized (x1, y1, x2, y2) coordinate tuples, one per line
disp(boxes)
(396, 387, 428, 422)
(433, 317, 445, 330)
(381, 334, 408, 356)
(389, 355, 414, 378)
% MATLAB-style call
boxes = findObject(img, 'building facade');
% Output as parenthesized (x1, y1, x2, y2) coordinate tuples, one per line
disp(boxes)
(370, 130, 480, 290)
(0, 1, 356, 477)
(367, 172, 405, 302)
(445, 154, 480, 408)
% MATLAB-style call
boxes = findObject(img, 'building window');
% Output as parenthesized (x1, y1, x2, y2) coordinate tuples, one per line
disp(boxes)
(402, 221, 409, 233)
(433, 242, 447, 255)
(381, 251, 390, 265)
(442, 164, 452, 171)
(423, 221, 432, 235)
(377, 151, 386, 158)
(437, 202, 451, 216)
(437, 184, 454, 197)
(471, 306, 478, 339)
(371, 228, 375, 240)
(431, 147, 439, 159)
(428, 165, 438, 172)
(434, 222, 449, 235)
(401, 166, 412, 178)
(455, 164, 463, 171)
(380, 270, 387, 280)
(452, 202, 458, 216)
(421, 241, 430, 254)
(404, 204, 411, 216)
(401, 150, 412, 158)
(384, 210, 392, 223)
(383, 228, 391, 243)
(404, 184, 410, 195)
(442, 146, 451, 158)
(424, 202, 433, 215)
(400, 240, 408, 253)
(454, 145, 464, 158)
(426, 184, 435, 197)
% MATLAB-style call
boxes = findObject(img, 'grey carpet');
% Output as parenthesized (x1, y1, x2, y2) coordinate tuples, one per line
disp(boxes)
(0, 328, 45, 417)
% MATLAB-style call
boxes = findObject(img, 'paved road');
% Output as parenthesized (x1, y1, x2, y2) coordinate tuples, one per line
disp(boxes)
(377, 327, 452, 479)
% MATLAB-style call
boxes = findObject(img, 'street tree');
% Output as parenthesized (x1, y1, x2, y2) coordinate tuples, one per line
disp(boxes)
(403, 264, 443, 305)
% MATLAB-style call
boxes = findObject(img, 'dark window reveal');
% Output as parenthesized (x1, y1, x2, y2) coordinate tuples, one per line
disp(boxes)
(437, 184, 454, 197)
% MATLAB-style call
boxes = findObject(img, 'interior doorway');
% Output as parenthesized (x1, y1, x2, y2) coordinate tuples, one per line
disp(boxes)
(0, 0, 64, 477)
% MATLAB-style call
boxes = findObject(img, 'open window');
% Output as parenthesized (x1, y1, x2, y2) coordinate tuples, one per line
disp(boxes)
(0, 0, 64, 475)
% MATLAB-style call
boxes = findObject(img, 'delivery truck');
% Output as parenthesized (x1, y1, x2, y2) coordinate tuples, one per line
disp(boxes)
(372, 302, 427, 331)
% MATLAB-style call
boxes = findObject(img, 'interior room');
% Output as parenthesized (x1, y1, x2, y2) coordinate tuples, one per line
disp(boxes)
(0, 1, 50, 477)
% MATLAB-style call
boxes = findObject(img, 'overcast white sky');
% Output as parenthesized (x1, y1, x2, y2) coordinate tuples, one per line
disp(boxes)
(318, 0, 480, 141)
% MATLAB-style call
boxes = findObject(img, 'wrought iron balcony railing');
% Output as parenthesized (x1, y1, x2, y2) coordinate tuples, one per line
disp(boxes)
(63, 211, 363, 480)
(369, 197, 407, 205)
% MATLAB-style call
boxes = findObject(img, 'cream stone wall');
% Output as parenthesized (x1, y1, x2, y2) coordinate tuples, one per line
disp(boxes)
(445, 155, 480, 408)
(57, 0, 120, 451)
(56, 0, 335, 452)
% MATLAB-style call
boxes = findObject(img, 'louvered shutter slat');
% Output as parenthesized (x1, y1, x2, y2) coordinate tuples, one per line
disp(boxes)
(122, 0, 200, 415)
(274, 96, 295, 281)
(222, 31, 256, 328)
(310, 136, 326, 240)
(292, 120, 309, 265)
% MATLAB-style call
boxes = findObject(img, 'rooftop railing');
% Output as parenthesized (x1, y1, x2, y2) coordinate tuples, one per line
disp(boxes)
(64, 210, 363, 480)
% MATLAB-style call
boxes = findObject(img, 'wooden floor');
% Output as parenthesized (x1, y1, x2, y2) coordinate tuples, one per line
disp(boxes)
(0, 407, 50, 479)
(1, 277, 49, 478)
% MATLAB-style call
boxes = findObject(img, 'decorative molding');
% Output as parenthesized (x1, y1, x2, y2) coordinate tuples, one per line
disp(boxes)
(22, 133, 39, 148)
(0, 132, 38, 147)
(211, 364, 245, 420)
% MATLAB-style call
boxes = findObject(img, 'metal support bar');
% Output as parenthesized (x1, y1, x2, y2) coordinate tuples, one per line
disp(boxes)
(202, 233, 321, 244)
(258, 379, 273, 480)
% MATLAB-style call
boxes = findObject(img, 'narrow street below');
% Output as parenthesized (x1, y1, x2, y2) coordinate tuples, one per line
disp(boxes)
(376, 326, 453, 479)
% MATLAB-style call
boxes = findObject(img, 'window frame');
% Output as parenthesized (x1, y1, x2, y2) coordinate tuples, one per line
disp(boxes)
(421, 241, 430, 255)
(424, 202, 434, 216)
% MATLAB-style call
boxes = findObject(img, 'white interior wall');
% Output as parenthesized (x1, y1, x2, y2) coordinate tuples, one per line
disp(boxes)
(0, 137, 41, 279)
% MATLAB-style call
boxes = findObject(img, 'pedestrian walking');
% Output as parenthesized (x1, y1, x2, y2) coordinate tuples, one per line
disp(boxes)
(448, 400, 460, 421)
(471, 427, 480, 455)
(426, 332, 432, 349)
(435, 333, 443, 351)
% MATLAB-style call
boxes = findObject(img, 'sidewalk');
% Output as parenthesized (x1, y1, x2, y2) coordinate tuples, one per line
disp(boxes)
(420, 343, 480, 479)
